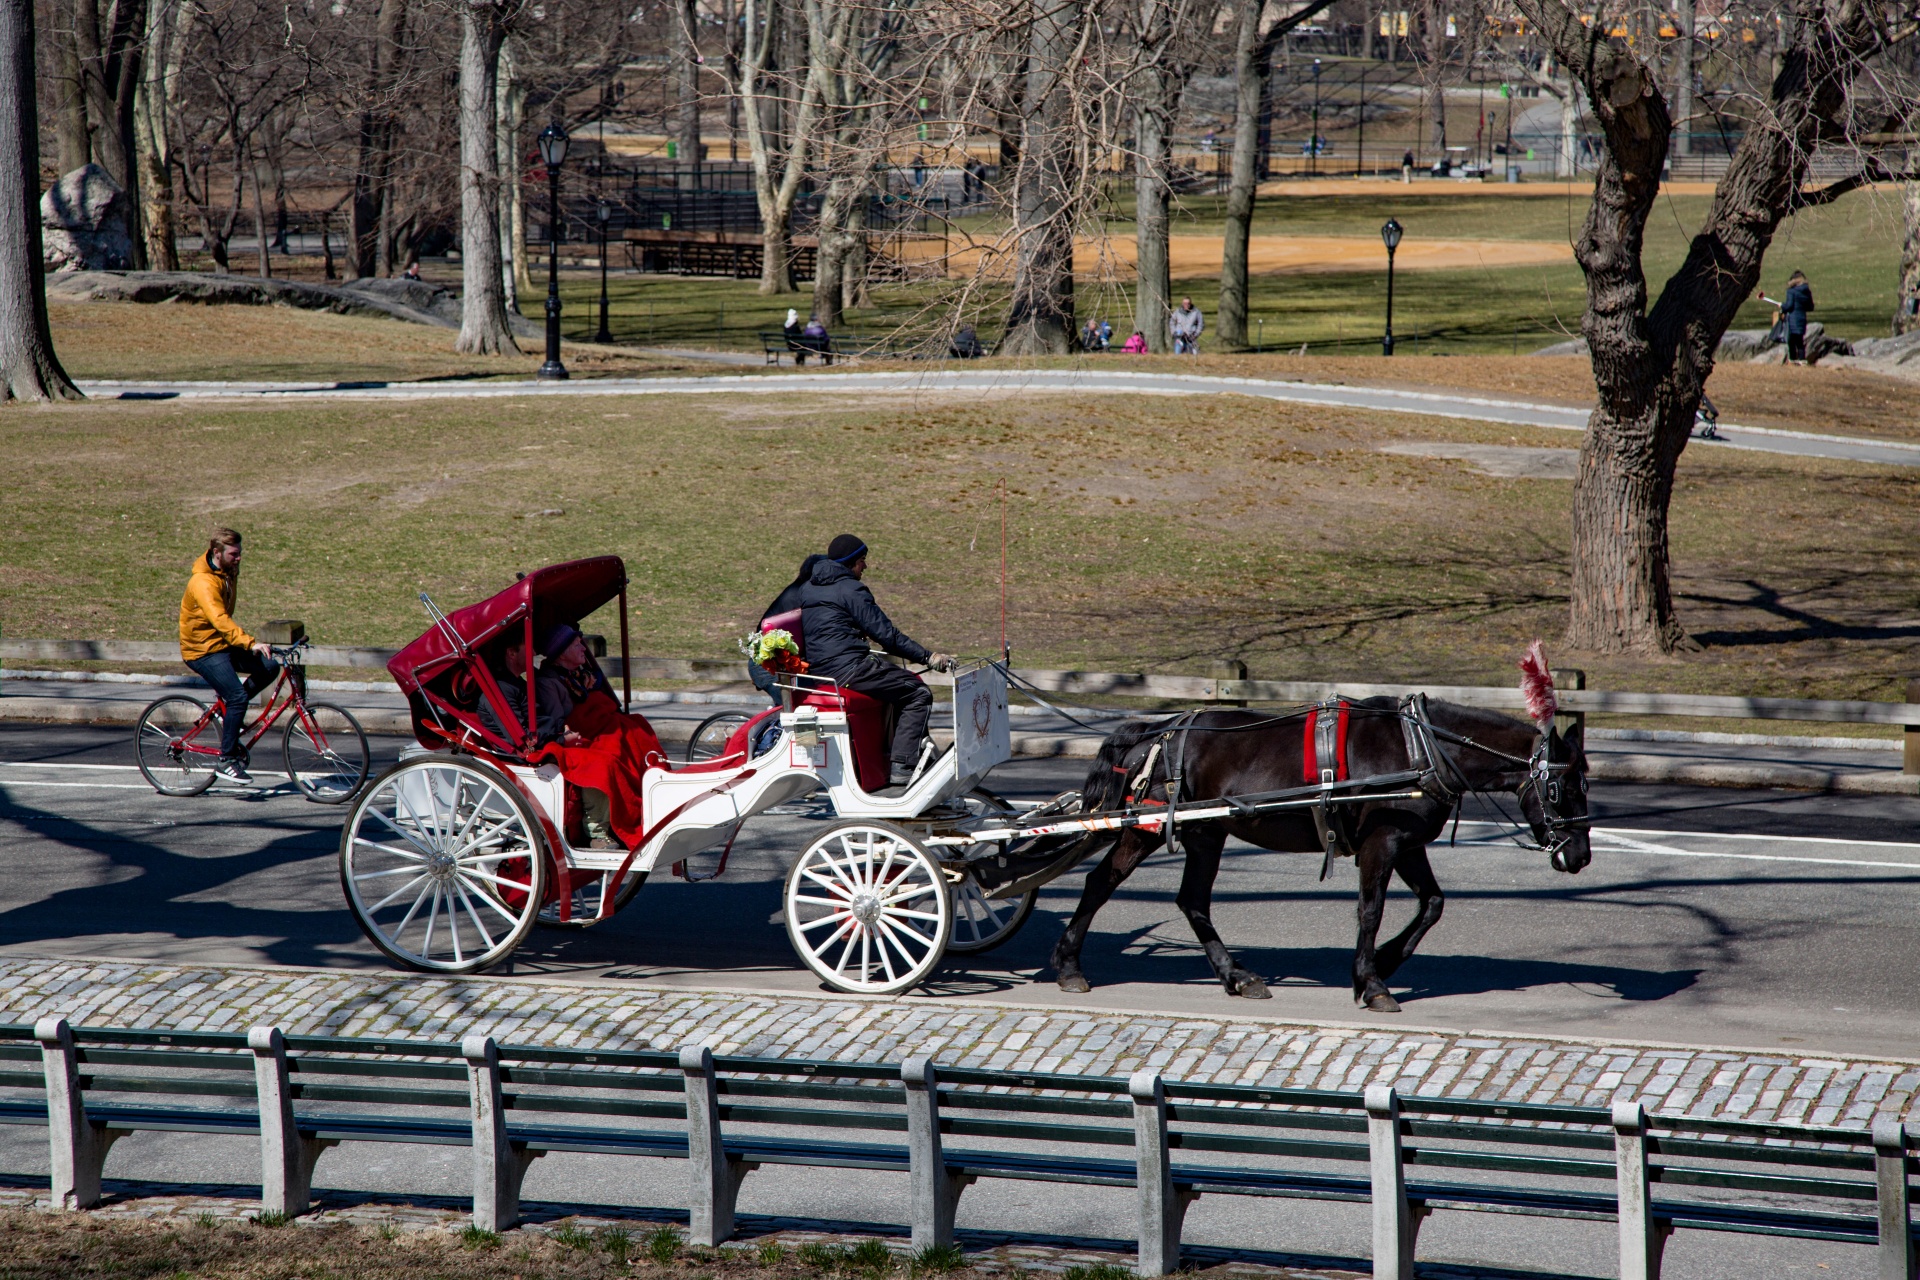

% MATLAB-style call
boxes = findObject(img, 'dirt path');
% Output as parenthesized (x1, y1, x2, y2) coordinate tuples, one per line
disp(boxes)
(927, 233, 1573, 279)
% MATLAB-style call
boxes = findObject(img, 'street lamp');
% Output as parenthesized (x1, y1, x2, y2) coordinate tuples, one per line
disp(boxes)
(1380, 216, 1402, 356)
(595, 198, 613, 344)
(537, 121, 570, 381)
(1310, 58, 1322, 178)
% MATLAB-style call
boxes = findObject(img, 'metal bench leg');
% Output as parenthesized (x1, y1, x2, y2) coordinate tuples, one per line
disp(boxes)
(36, 1017, 124, 1210)
(1876, 1118, 1915, 1280)
(1613, 1101, 1672, 1280)
(1131, 1071, 1196, 1277)
(1366, 1084, 1425, 1280)
(682, 1046, 758, 1246)
(904, 1057, 973, 1251)
(250, 1026, 335, 1218)
(465, 1035, 543, 1232)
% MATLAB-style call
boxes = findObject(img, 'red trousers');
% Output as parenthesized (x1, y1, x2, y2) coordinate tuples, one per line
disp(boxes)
(536, 689, 667, 851)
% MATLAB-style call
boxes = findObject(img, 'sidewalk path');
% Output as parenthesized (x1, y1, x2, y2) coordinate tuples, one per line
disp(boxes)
(76, 369, 1920, 470)
(2, 956, 1913, 1126)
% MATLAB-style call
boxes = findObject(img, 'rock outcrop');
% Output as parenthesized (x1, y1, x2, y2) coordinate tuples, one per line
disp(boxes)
(42, 164, 134, 271)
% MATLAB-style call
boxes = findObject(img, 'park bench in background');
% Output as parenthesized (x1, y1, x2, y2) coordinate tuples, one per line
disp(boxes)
(0, 1018, 1913, 1279)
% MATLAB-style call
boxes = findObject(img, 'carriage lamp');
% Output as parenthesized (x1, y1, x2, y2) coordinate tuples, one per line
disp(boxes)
(537, 121, 571, 382)
(595, 198, 614, 345)
(1380, 217, 1403, 356)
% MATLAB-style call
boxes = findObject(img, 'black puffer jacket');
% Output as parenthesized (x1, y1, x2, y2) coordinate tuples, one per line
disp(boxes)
(797, 558, 931, 679)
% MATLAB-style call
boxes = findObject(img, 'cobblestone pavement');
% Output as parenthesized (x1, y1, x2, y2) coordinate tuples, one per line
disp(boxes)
(1, 956, 1914, 1127)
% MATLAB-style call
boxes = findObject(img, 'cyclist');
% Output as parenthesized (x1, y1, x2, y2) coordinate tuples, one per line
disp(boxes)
(178, 527, 278, 783)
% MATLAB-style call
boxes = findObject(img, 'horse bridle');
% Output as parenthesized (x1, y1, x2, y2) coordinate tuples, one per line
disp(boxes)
(1418, 713, 1589, 865)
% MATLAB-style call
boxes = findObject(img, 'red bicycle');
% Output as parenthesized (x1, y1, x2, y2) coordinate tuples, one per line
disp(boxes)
(134, 640, 371, 803)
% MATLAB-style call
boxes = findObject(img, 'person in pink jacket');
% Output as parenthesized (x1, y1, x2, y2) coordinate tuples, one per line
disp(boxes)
(1122, 331, 1148, 354)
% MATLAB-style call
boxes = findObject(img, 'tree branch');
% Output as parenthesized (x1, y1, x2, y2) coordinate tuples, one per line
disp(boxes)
(1792, 159, 1920, 208)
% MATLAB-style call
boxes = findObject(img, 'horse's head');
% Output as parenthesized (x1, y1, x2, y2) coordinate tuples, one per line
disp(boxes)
(1519, 717, 1591, 873)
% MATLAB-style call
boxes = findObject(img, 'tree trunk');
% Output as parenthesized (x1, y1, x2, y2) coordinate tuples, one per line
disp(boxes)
(53, 0, 90, 174)
(1217, 0, 1268, 349)
(72, 0, 148, 267)
(842, 191, 868, 309)
(250, 142, 271, 277)
(348, 0, 408, 279)
(741, 0, 822, 296)
(456, 0, 519, 355)
(1419, 0, 1445, 156)
(673, 0, 702, 178)
(1133, 54, 1172, 354)
(1896, 181, 1919, 336)
(133, 11, 176, 272)
(811, 176, 849, 327)
(1556, 79, 1577, 177)
(0, 0, 81, 401)
(1670, 0, 1693, 157)
(1002, 0, 1081, 356)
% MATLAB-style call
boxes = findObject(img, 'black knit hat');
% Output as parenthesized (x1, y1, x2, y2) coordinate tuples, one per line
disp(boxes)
(827, 534, 867, 563)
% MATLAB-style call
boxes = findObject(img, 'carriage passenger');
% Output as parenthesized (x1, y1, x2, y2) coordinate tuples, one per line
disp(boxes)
(535, 624, 669, 851)
(477, 630, 571, 748)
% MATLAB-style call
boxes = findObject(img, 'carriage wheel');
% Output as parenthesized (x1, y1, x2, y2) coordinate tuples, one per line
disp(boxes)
(945, 787, 1037, 955)
(134, 695, 221, 797)
(339, 756, 547, 973)
(785, 822, 951, 996)
(686, 710, 753, 763)
(282, 702, 371, 804)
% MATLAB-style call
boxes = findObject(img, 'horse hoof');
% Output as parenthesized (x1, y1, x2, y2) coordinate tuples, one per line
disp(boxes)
(1366, 993, 1402, 1014)
(1058, 974, 1091, 994)
(1232, 976, 1271, 1000)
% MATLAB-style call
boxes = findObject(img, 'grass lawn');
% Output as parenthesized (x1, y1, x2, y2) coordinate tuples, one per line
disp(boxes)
(3, 372, 1917, 703)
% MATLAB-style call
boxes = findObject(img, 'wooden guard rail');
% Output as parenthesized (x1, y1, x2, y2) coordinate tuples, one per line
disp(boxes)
(0, 1020, 1914, 1277)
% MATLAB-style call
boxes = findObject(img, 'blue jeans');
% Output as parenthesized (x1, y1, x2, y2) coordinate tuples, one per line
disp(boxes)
(185, 647, 280, 758)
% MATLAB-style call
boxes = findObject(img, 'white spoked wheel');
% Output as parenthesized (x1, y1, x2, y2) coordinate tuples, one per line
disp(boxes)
(947, 876, 1037, 955)
(944, 787, 1037, 955)
(785, 822, 952, 996)
(339, 756, 548, 973)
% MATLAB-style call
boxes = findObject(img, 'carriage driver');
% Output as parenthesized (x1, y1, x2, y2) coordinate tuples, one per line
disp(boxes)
(178, 527, 279, 784)
(797, 534, 954, 789)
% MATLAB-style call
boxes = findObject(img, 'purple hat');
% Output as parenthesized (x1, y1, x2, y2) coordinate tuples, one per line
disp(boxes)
(537, 622, 580, 660)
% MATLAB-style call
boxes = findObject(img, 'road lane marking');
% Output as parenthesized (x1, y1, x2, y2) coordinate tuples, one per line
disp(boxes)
(1445, 820, 1920, 870)
(0, 762, 147, 771)
(0, 780, 158, 790)
(1600, 825, 1920, 851)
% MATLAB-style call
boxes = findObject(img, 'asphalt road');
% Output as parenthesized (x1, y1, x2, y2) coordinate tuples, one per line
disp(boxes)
(4, 722, 1920, 1059)
(2, 721, 1912, 1278)
(76, 368, 1920, 470)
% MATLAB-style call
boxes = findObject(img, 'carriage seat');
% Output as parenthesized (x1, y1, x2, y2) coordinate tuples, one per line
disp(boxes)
(797, 686, 890, 793)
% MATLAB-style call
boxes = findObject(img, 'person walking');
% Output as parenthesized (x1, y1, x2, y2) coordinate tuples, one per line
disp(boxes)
(1170, 297, 1204, 354)
(178, 528, 279, 783)
(1402, 149, 1416, 183)
(1781, 271, 1815, 364)
(796, 535, 954, 789)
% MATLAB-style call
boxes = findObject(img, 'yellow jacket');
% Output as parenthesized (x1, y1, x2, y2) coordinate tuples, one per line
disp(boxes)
(178, 552, 253, 660)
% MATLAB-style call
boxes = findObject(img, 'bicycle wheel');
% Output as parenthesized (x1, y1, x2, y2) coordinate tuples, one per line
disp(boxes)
(685, 709, 754, 763)
(283, 701, 371, 804)
(134, 695, 221, 797)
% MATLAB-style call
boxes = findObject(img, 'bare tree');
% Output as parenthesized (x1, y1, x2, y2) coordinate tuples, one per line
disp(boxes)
(741, 0, 824, 293)
(347, 0, 413, 278)
(672, 0, 703, 172)
(72, 0, 150, 265)
(1219, 0, 1336, 349)
(1127, 0, 1208, 354)
(0, 0, 81, 401)
(1900, 180, 1920, 334)
(1002, 0, 1086, 355)
(133, 0, 192, 270)
(457, 0, 520, 354)
(1508, 0, 1919, 653)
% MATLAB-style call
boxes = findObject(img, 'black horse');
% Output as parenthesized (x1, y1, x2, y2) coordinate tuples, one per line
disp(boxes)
(1040, 695, 1592, 1012)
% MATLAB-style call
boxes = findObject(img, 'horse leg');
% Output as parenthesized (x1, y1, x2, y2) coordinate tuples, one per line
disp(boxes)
(1050, 830, 1161, 994)
(1374, 844, 1445, 984)
(1351, 832, 1408, 1013)
(1172, 826, 1269, 998)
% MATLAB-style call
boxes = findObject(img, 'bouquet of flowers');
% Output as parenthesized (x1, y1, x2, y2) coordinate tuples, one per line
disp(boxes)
(742, 628, 808, 677)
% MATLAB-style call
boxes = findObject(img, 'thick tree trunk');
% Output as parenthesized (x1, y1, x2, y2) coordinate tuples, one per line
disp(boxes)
(133, 38, 176, 270)
(496, 46, 522, 313)
(842, 192, 869, 310)
(456, 0, 519, 355)
(811, 177, 849, 327)
(1133, 59, 1172, 354)
(250, 143, 271, 277)
(53, 0, 91, 175)
(0, 0, 81, 401)
(1419, 0, 1445, 155)
(1896, 182, 1919, 336)
(1217, 0, 1267, 349)
(1002, 0, 1080, 356)
(742, 0, 818, 295)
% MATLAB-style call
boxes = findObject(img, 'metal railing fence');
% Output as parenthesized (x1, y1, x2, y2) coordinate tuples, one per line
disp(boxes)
(0, 1018, 1913, 1278)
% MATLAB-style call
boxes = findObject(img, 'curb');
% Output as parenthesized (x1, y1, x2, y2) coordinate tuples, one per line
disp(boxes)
(3, 695, 1912, 792)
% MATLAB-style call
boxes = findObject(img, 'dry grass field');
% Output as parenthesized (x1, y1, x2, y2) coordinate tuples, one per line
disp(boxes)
(3, 340, 1918, 702)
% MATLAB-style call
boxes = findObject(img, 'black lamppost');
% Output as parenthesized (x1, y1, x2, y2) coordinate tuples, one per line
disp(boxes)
(595, 198, 613, 344)
(1381, 216, 1402, 355)
(537, 121, 570, 381)
(1310, 58, 1322, 177)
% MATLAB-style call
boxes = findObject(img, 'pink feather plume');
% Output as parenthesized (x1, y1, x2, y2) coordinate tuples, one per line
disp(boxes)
(1518, 640, 1557, 726)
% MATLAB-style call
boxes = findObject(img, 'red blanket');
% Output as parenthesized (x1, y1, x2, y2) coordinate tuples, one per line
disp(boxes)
(536, 688, 668, 851)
